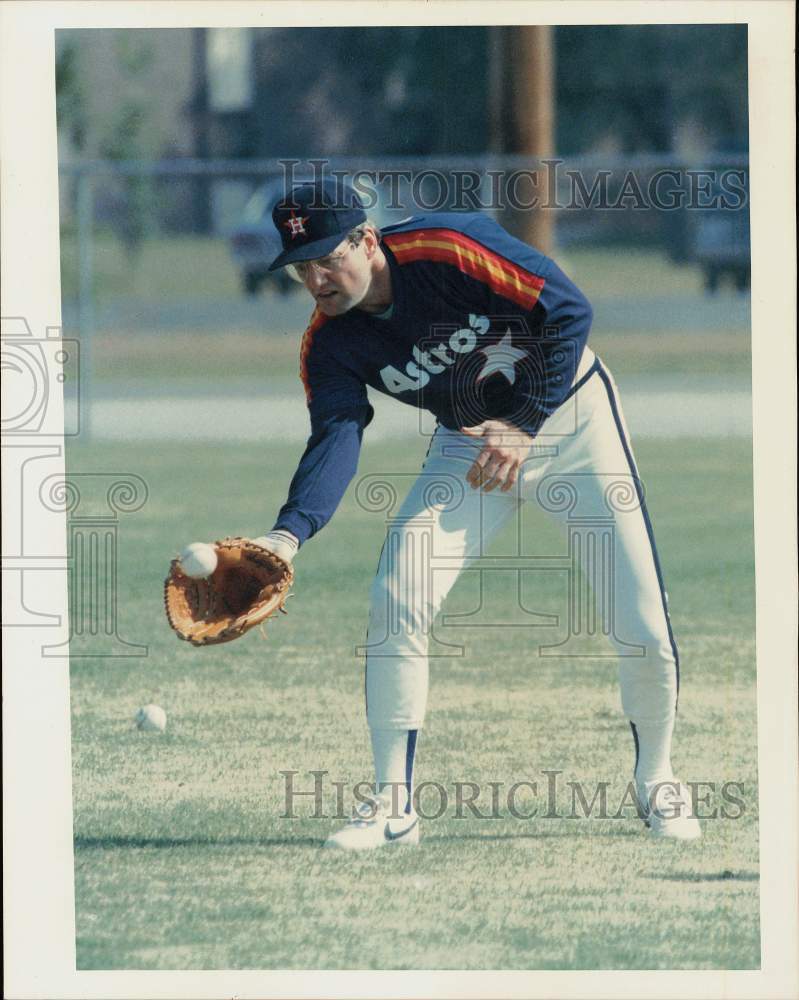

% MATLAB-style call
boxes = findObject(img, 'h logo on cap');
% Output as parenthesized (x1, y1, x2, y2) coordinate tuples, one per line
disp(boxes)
(283, 210, 309, 239)
(269, 178, 367, 271)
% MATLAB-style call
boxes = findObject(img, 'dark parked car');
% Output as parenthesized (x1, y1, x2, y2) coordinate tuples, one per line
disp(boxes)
(229, 178, 298, 296)
(662, 146, 750, 294)
(693, 201, 751, 293)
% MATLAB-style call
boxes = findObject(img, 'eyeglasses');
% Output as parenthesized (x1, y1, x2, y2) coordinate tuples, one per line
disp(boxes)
(289, 242, 355, 282)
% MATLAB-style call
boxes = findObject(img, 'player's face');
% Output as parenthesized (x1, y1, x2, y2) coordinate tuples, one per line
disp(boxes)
(294, 236, 375, 315)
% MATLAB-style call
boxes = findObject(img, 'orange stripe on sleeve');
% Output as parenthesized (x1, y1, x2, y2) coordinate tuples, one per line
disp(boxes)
(385, 229, 545, 310)
(299, 308, 327, 403)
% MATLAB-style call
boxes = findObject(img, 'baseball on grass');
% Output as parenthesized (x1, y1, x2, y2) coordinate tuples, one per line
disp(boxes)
(135, 704, 167, 732)
(179, 542, 218, 578)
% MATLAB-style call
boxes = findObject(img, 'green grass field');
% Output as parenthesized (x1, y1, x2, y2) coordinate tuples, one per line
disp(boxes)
(59, 232, 705, 303)
(68, 433, 759, 970)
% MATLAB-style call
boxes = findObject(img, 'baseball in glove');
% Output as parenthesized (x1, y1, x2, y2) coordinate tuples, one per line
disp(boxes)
(164, 537, 294, 646)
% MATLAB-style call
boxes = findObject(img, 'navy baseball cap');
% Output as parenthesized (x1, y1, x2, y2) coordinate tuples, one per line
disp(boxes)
(268, 178, 367, 271)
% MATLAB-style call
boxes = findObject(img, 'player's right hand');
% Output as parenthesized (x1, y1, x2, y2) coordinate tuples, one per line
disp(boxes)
(459, 420, 535, 493)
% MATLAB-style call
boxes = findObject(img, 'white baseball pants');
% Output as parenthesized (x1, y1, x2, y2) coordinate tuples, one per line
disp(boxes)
(364, 356, 679, 734)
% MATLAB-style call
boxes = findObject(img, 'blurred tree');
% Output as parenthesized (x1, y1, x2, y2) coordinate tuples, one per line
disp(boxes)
(57, 24, 749, 166)
(249, 27, 489, 156)
(55, 40, 88, 152)
(242, 24, 747, 159)
(555, 24, 748, 155)
(95, 34, 157, 260)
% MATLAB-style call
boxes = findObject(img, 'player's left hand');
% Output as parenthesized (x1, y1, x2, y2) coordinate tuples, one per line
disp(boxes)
(460, 419, 535, 493)
(164, 536, 294, 646)
(251, 530, 299, 564)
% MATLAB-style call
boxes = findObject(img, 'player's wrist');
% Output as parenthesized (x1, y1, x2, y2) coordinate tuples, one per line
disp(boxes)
(252, 530, 299, 563)
(490, 419, 536, 445)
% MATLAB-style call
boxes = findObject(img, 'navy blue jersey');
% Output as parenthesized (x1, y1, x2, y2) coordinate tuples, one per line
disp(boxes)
(274, 212, 593, 544)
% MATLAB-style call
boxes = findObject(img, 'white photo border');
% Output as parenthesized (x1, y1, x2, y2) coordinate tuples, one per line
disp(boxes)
(2, 2, 796, 998)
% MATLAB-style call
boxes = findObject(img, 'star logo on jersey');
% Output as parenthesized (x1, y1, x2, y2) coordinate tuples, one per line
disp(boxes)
(380, 314, 534, 396)
(476, 329, 527, 385)
(283, 210, 309, 239)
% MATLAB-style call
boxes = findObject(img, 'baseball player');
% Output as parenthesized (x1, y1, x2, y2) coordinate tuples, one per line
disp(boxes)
(250, 177, 700, 849)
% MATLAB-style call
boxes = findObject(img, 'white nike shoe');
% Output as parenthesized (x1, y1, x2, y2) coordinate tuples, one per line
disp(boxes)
(637, 778, 702, 841)
(323, 795, 420, 851)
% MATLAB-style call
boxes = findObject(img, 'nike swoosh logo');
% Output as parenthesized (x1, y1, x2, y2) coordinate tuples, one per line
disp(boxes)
(385, 817, 419, 841)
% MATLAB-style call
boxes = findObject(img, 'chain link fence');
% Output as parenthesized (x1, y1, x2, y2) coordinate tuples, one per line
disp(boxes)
(57, 154, 749, 438)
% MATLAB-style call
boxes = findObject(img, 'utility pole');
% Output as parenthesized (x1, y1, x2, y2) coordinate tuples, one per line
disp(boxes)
(513, 25, 555, 254)
(486, 26, 555, 252)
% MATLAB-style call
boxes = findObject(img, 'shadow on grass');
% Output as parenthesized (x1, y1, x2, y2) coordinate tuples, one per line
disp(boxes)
(646, 870, 759, 882)
(429, 828, 643, 843)
(75, 835, 321, 850)
(76, 827, 646, 851)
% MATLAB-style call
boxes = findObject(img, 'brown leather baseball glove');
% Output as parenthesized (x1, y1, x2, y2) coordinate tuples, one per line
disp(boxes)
(164, 537, 294, 646)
